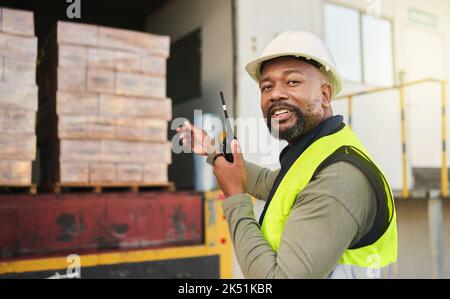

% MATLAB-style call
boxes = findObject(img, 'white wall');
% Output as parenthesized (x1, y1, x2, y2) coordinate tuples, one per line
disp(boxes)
(395, 0, 450, 172)
(235, 0, 450, 191)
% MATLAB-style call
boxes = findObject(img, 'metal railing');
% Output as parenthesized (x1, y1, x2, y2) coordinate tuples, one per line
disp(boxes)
(336, 79, 448, 199)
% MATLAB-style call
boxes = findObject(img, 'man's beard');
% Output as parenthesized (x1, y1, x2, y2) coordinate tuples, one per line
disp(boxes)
(266, 104, 306, 143)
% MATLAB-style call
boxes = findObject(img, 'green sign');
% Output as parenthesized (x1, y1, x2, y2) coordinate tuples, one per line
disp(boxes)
(408, 8, 438, 29)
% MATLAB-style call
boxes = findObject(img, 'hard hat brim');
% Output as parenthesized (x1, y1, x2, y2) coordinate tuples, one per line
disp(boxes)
(245, 52, 343, 97)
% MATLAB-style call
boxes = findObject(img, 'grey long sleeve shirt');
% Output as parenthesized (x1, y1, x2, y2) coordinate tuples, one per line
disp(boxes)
(207, 154, 376, 278)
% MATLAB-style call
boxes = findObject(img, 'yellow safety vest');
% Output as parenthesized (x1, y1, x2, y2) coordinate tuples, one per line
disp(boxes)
(261, 125, 397, 278)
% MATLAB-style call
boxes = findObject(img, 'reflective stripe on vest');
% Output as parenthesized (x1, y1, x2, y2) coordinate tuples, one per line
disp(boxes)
(260, 125, 397, 278)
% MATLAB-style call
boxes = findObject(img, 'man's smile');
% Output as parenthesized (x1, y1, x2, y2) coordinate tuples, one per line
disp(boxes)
(268, 105, 297, 126)
(271, 109, 294, 122)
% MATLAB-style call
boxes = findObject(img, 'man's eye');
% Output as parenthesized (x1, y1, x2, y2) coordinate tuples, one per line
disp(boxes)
(287, 80, 300, 85)
(261, 85, 272, 91)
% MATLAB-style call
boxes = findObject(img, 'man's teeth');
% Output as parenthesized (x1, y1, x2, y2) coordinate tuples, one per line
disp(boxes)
(273, 109, 289, 116)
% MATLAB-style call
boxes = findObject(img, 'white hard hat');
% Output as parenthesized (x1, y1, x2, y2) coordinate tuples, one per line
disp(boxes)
(245, 31, 343, 97)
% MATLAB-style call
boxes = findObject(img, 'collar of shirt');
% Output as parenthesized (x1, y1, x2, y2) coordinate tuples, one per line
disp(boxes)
(278, 115, 345, 170)
(258, 115, 345, 225)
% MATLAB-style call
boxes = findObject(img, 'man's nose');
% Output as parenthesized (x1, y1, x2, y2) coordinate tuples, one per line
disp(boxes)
(270, 85, 289, 102)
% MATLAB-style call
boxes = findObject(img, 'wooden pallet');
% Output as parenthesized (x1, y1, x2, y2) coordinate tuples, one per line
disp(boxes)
(47, 182, 176, 194)
(0, 184, 37, 194)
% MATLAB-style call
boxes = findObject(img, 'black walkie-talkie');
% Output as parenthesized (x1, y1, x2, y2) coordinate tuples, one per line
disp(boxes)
(219, 91, 236, 163)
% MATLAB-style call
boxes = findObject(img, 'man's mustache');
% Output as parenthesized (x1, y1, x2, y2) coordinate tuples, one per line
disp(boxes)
(266, 102, 301, 120)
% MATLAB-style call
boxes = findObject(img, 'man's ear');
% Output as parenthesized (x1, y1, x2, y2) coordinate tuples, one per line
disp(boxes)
(321, 83, 333, 108)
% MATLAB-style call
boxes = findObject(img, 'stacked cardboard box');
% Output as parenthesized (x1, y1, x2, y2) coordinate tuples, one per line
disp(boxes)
(0, 8, 37, 185)
(37, 21, 172, 189)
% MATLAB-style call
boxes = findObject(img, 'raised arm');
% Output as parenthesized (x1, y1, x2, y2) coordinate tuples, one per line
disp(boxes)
(177, 121, 279, 201)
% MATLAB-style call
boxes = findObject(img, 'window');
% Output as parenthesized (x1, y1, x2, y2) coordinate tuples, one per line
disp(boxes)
(324, 3, 394, 86)
(324, 4, 362, 82)
(362, 15, 394, 86)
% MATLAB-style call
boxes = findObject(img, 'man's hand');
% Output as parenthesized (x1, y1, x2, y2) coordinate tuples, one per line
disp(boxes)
(176, 121, 217, 156)
(213, 140, 247, 198)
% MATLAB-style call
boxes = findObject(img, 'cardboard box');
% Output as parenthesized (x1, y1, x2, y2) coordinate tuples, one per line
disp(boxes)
(0, 82, 38, 111)
(116, 163, 142, 182)
(57, 21, 99, 47)
(0, 134, 36, 160)
(58, 115, 167, 142)
(2, 58, 36, 85)
(59, 139, 101, 162)
(115, 71, 165, 98)
(0, 160, 32, 184)
(57, 139, 170, 163)
(59, 161, 89, 183)
(56, 91, 99, 115)
(0, 109, 35, 134)
(56, 67, 86, 92)
(99, 140, 171, 163)
(86, 68, 115, 93)
(55, 66, 166, 97)
(0, 7, 34, 37)
(98, 94, 171, 119)
(143, 163, 168, 183)
(58, 43, 166, 75)
(89, 162, 116, 183)
(0, 32, 37, 61)
(58, 162, 169, 184)
(56, 21, 170, 58)
(58, 44, 88, 67)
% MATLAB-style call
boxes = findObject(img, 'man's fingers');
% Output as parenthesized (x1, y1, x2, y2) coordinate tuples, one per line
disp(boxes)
(179, 131, 192, 146)
(186, 121, 205, 139)
(231, 139, 244, 165)
(184, 121, 200, 139)
(231, 139, 242, 153)
(191, 124, 206, 139)
(212, 154, 230, 174)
